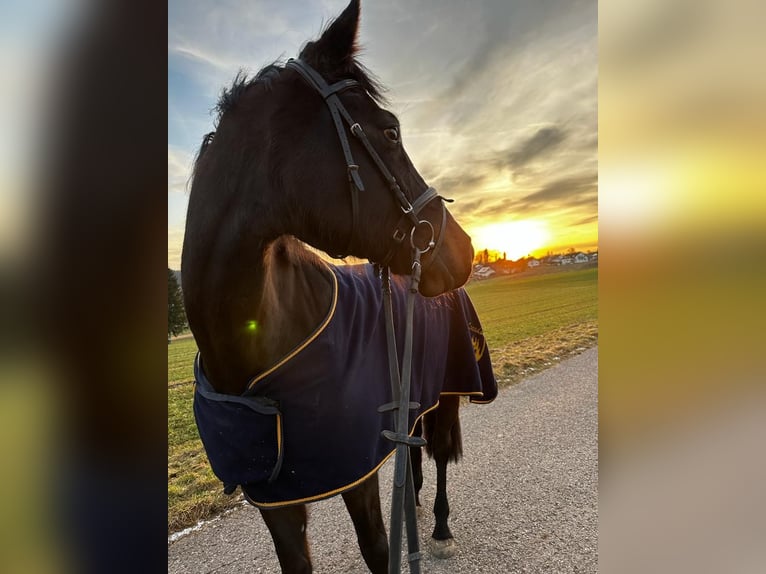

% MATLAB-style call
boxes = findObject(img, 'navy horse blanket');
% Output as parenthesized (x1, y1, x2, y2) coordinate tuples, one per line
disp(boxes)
(193, 263, 497, 508)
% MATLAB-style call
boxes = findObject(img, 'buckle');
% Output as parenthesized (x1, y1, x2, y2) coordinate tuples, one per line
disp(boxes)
(392, 228, 406, 243)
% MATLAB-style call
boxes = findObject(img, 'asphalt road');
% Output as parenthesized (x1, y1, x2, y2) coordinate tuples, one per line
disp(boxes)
(168, 347, 598, 573)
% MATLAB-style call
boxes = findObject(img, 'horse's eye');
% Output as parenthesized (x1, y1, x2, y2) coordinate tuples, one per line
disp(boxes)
(383, 127, 400, 143)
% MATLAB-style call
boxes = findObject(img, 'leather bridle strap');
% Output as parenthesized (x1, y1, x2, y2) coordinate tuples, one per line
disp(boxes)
(286, 58, 446, 264)
(287, 59, 364, 257)
(377, 248, 429, 573)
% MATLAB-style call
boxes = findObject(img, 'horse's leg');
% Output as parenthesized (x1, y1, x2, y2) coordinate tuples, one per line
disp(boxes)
(259, 505, 312, 574)
(410, 418, 424, 507)
(426, 395, 462, 558)
(342, 473, 389, 574)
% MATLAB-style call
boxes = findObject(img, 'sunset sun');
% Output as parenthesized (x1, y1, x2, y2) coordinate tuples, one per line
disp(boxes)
(470, 220, 550, 261)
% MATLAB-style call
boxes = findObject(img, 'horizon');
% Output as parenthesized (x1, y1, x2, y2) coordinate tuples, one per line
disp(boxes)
(168, 244, 599, 273)
(168, 0, 597, 269)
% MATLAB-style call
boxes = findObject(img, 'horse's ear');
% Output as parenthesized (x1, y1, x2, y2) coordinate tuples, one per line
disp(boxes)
(300, 0, 360, 73)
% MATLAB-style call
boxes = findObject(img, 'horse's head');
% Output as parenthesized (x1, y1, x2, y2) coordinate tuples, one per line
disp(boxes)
(203, 0, 473, 296)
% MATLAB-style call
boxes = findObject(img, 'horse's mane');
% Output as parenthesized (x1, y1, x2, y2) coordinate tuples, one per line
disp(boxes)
(214, 64, 283, 123)
(193, 55, 384, 178)
(215, 53, 385, 125)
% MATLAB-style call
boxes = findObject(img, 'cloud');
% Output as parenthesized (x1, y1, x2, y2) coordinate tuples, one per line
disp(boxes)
(453, 197, 510, 222)
(168, 146, 193, 194)
(516, 173, 598, 210)
(168, 0, 315, 80)
(383, 1, 597, 240)
(168, 227, 185, 270)
(387, 0, 592, 105)
(448, 171, 598, 232)
(573, 214, 599, 226)
(430, 172, 491, 198)
(507, 126, 567, 169)
(171, 45, 233, 73)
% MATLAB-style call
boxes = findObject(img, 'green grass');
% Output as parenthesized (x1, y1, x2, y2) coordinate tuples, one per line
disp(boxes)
(465, 267, 598, 350)
(168, 385, 198, 447)
(167, 338, 199, 463)
(168, 337, 198, 386)
(168, 266, 598, 533)
(168, 337, 229, 532)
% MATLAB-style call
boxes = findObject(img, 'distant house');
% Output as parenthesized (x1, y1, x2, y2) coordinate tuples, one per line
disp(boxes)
(561, 256, 573, 265)
(527, 258, 540, 268)
(549, 255, 563, 266)
(574, 253, 589, 263)
(590, 252, 598, 261)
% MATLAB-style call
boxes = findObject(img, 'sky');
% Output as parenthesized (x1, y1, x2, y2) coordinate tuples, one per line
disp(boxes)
(168, 0, 598, 268)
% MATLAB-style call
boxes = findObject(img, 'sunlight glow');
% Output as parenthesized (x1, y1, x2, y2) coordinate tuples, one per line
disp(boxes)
(470, 220, 551, 261)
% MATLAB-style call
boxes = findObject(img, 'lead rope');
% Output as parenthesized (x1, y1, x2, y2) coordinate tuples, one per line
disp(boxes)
(378, 264, 425, 574)
(378, 219, 435, 573)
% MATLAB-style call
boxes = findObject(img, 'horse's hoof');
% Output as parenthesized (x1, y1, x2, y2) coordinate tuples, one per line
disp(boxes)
(428, 537, 457, 559)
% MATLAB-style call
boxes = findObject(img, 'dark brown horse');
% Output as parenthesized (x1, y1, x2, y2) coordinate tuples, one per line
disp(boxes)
(182, 1, 478, 572)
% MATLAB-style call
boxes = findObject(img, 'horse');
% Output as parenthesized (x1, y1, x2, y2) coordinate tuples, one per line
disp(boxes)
(181, 1, 496, 572)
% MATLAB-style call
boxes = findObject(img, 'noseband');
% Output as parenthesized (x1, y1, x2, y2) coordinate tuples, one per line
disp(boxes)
(285, 59, 448, 266)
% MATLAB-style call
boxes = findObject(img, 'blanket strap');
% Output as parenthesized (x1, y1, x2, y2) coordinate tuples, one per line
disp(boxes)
(194, 354, 285, 489)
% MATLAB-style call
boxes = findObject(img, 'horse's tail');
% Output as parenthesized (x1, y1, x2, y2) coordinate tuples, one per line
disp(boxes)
(444, 411, 463, 463)
(422, 395, 463, 463)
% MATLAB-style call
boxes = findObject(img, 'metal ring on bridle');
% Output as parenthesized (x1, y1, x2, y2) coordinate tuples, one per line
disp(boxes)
(410, 219, 435, 253)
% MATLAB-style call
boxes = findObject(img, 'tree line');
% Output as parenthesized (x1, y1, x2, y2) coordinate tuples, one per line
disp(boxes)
(168, 268, 187, 340)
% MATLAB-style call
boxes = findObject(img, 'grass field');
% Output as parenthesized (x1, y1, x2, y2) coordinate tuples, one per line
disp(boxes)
(464, 267, 598, 383)
(167, 266, 598, 533)
(465, 267, 597, 348)
(168, 337, 197, 388)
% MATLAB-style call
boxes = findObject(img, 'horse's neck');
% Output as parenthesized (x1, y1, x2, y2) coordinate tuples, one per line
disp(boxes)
(190, 236, 334, 394)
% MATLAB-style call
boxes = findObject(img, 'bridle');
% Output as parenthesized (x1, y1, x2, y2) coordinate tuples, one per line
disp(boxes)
(287, 58, 444, 574)
(285, 58, 449, 268)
